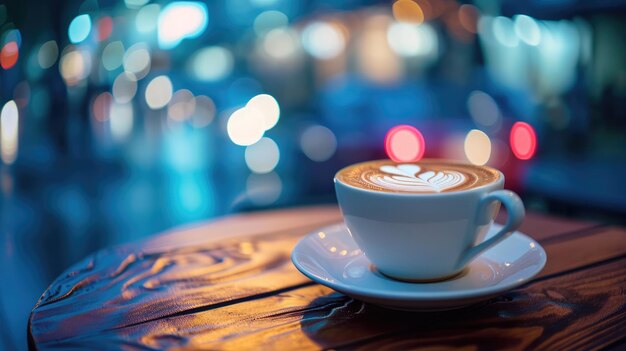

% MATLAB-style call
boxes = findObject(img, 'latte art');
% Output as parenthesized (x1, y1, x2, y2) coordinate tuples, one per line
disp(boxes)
(368, 164, 467, 193)
(336, 159, 500, 193)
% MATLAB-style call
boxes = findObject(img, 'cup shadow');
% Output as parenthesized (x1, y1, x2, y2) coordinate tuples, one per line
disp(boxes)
(298, 292, 516, 349)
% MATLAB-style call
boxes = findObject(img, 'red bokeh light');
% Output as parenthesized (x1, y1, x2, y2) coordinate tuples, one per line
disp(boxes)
(98, 16, 113, 42)
(385, 125, 425, 162)
(1, 42, 19, 70)
(510, 122, 537, 160)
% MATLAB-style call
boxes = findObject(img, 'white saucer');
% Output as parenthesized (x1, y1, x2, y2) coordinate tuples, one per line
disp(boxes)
(291, 223, 547, 311)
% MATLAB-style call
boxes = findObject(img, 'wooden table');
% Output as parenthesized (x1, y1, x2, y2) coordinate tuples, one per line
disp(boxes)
(29, 206, 626, 350)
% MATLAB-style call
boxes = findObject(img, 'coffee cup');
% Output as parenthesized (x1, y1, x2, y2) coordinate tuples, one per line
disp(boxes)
(334, 159, 525, 282)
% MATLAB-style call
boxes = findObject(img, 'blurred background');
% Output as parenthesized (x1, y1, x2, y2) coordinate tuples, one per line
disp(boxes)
(1, 0, 626, 348)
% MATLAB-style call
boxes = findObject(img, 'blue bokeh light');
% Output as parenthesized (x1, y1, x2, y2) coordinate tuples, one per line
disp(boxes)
(68, 14, 91, 44)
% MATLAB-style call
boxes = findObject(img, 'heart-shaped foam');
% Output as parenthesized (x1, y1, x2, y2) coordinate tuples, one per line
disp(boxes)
(367, 164, 467, 193)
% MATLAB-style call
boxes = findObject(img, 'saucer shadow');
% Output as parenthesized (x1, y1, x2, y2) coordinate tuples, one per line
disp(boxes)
(298, 292, 518, 349)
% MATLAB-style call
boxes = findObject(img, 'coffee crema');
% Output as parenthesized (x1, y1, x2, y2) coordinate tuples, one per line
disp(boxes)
(336, 159, 500, 193)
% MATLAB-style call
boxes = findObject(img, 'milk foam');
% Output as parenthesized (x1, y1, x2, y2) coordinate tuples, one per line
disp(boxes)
(363, 164, 467, 193)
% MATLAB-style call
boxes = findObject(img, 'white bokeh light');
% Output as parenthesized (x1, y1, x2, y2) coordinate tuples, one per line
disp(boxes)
(387, 22, 437, 57)
(245, 137, 280, 174)
(246, 94, 280, 131)
(1, 100, 19, 165)
(464, 129, 492, 165)
(227, 107, 265, 146)
(301, 22, 345, 60)
(109, 102, 134, 141)
(157, 2, 208, 49)
(145, 75, 173, 109)
(123, 43, 151, 79)
(263, 28, 299, 60)
(60, 49, 91, 85)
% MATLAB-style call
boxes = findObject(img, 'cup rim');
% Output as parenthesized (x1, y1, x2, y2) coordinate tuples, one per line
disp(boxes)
(334, 158, 504, 197)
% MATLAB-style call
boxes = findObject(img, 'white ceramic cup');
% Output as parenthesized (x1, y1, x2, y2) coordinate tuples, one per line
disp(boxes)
(334, 161, 525, 282)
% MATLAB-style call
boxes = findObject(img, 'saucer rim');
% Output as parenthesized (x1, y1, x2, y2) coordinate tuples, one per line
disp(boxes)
(291, 223, 547, 302)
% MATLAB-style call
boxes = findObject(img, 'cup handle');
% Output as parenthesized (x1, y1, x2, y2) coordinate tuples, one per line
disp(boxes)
(457, 190, 525, 268)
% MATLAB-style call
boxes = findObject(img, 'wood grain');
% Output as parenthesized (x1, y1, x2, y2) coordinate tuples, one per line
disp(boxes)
(29, 206, 626, 351)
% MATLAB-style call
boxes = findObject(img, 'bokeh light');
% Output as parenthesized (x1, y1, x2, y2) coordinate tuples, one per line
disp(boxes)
(190, 46, 233, 82)
(145, 75, 173, 109)
(300, 125, 337, 162)
(97, 16, 113, 42)
(1, 100, 18, 165)
(467, 90, 501, 130)
(2, 29, 21, 47)
(158, 1, 208, 50)
(1, 41, 18, 69)
(245, 137, 280, 174)
(109, 102, 134, 141)
(492, 16, 519, 47)
(37, 40, 58, 69)
(514, 15, 541, 46)
(458, 4, 479, 34)
(92, 92, 112, 122)
(464, 129, 492, 165)
(302, 22, 345, 60)
(59, 48, 91, 85)
(102, 41, 124, 71)
(136, 4, 160, 33)
(68, 14, 91, 44)
(191, 95, 216, 128)
(262, 28, 299, 60)
(510, 122, 537, 160)
(357, 15, 401, 83)
(387, 22, 437, 57)
(246, 172, 282, 205)
(112, 72, 138, 103)
(385, 125, 425, 162)
(392, 0, 424, 24)
(123, 43, 150, 79)
(227, 107, 265, 146)
(167, 89, 195, 121)
(253, 10, 288, 35)
(246, 94, 280, 130)
(125, 0, 149, 9)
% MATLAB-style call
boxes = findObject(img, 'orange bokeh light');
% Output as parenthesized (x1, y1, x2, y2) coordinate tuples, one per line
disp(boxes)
(385, 125, 425, 162)
(458, 4, 479, 34)
(392, 0, 424, 24)
(510, 122, 537, 160)
(1, 42, 19, 70)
